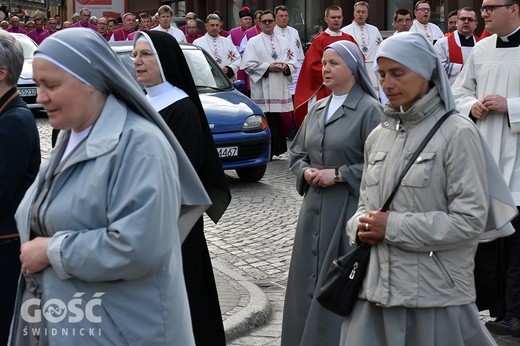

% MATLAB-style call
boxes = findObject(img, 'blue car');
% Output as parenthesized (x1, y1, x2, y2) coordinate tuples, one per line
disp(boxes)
(110, 41, 271, 182)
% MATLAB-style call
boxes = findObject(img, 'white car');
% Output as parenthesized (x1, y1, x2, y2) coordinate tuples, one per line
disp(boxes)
(10, 33, 42, 113)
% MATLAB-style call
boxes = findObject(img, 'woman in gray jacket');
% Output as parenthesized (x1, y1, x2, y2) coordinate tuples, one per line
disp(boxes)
(341, 32, 517, 345)
(9, 28, 210, 345)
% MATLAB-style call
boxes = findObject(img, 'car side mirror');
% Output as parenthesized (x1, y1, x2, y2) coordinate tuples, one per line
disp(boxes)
(233, 80, 245, 91)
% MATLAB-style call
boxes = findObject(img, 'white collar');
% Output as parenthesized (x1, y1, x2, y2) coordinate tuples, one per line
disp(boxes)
(145, 82, 188, 112)
(325, 28, 343, 36)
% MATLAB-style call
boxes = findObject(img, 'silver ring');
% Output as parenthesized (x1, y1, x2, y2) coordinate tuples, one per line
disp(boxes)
(365, 223, 369, 231)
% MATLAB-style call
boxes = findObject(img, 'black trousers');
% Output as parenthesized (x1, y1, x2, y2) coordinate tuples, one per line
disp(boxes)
(265, 112, 287, 156)
(506, 209, 520, 318)
(0, 238, 21, 345)
(475, 207, 520, 318)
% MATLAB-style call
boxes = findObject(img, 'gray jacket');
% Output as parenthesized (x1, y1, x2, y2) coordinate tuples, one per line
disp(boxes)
(11, 96, 195, 345)
(347, 90, 489, 308)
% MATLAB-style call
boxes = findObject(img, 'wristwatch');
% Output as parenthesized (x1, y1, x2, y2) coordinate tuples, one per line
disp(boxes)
(334, 168, 340, 183)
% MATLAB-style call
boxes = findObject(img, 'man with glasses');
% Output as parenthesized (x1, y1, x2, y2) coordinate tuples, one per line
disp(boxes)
(46, 18, 58, 35)
(392, 8, 413, 33)
(410, 0, 444, 43)
(453, 0, 520, 337)
(293, 5, 356, 127)
(241, 10, 298, 158)
(97, 16, 112, 41)
(434, 7, 479, 85)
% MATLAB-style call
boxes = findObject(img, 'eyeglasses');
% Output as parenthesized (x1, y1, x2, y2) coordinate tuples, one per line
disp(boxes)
(416, 7, 431, 12)
(260, 19, 274, 24)
(395, 18, 412, 23)
(457, 17, 477, 22)
(130, 50, 156, 59)
(480, 4, 513, 14)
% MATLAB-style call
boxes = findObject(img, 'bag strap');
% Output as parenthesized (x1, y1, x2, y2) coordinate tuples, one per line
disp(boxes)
(381, 109, 456, 212)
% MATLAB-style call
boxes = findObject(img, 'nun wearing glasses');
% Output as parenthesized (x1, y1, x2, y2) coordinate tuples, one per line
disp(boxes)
(132, 30, 231, 346)
(282, 40, 383, 346)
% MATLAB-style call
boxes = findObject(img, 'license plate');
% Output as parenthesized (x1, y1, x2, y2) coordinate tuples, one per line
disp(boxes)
(18, 87, 37, 97)
(218, 146, 238, 158)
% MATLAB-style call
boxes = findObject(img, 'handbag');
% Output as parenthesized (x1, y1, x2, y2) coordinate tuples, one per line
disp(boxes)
(316, 110, 455, 317)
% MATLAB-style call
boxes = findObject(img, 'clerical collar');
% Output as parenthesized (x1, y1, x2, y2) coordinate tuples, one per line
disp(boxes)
(457, 31, 475, 47)
(325, 28, 343, 36)
(497, 25, 520, 48)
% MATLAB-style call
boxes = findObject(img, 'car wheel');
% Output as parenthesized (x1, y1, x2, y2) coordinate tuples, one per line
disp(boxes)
(236, 165, 267, 183)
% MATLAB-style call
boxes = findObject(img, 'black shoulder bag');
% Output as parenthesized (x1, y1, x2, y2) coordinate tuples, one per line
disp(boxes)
(316, 110, 455, 317)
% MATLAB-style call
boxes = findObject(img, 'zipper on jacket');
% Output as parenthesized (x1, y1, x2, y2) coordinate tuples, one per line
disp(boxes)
(429, 251, 455, 289)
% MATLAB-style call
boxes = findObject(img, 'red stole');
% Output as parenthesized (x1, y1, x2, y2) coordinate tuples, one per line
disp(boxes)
(447, 32, 479, 64)
(447, 33, 464, 64)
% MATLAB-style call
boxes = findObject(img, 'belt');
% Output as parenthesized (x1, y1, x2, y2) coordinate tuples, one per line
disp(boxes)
(0, 233, 19, 240)
(0, 234, 20, 246)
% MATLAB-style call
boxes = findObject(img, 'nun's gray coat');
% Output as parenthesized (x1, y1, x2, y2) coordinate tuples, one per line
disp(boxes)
(281, 83, 383, 345)
(10, 96, 195, 345)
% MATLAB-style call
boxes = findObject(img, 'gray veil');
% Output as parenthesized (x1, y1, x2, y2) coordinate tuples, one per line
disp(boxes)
(35, 28, 210, 241)
(324, 40, 378, 100)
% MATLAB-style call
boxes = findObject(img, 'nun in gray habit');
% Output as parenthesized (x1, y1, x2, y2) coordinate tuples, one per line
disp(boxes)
(281, 41, 383, 345)
(341, 32, 517, 345)
(9, 28, 209, 345)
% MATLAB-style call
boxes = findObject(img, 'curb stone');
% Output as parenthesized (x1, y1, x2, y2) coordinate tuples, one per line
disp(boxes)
(213, 259, 272, 343)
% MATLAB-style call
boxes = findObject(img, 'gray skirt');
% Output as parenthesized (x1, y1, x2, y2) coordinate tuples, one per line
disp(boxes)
(340, 299, 497, 346)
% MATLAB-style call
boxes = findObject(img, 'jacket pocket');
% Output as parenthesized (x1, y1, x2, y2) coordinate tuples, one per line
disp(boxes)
(401, 152, 436, 187)
(364, 151, 387, 187)
(429, 251, 455, 289)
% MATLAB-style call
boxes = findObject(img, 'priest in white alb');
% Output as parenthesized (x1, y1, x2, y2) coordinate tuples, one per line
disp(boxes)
(241, 10, 299, 157)
(194, 14, 241, 79)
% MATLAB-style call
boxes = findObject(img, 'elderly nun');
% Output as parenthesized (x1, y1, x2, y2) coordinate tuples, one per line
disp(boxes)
(9, 28, 210, 345)
(281, 40, 383, 346)
(132, 30, 231, 346)
(342, 32, 517, 345)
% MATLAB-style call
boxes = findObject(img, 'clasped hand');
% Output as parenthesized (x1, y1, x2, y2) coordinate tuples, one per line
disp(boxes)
(269, 62, 287, 73)
(304, 168, 335, 188)
(471, 94, 508, 119)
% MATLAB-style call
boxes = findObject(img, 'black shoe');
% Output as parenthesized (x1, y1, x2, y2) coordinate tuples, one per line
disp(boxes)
(486, 316, 520, 337)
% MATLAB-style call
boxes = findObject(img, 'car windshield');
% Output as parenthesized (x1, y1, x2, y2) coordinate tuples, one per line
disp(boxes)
(182, 49, 231, 90)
